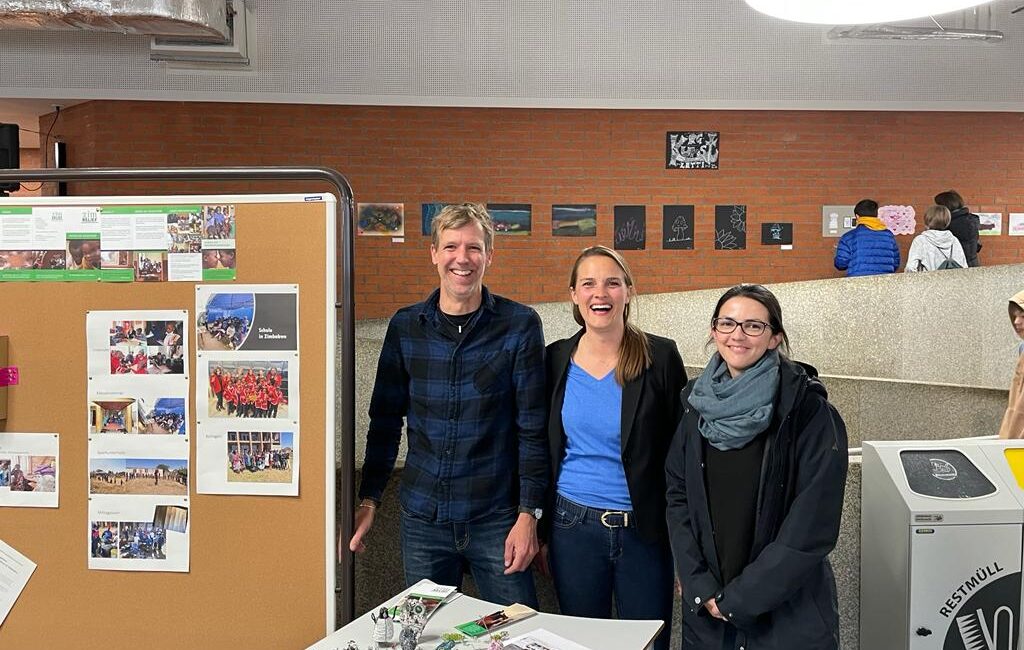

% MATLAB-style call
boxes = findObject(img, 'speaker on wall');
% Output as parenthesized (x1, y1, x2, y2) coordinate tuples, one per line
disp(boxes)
(0, 123, 19, 193)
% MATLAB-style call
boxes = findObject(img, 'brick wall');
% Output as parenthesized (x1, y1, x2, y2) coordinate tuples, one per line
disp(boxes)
(41, 101, 1024, 318)
(10, 148, 40, 197)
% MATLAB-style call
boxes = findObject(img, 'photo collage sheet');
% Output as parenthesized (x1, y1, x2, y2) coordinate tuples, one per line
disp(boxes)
(195, 285, 300, 496)
(85, 310, 191, 572)
(0, 204, 236, 282)
(0, 432, 59, 508)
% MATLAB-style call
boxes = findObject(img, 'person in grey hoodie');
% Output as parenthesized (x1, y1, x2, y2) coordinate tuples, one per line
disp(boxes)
(905, 205, 968, 272)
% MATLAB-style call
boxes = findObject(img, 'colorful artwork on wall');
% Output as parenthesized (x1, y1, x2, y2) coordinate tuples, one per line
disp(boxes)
(877, 205, 916, 235)
(662, 205, 694, 250)
(666, 131, 719, 169)
(357, 203, 404, 236)
(487, 204, 532, 235)
(715, 205, 746, 250)
(421, 202, 450, 236)
(552, 204, 597, 237)
(978, 212, 1003, 236)
(614, 205, 646, 250)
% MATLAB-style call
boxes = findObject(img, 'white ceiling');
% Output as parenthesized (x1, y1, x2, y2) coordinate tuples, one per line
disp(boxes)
(0, 1, 1022, 118)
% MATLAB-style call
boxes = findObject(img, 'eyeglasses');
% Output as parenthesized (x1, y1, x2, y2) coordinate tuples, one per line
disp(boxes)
(711, 317, 772, 337)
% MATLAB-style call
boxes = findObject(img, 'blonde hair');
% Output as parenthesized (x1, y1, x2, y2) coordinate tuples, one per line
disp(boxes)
(569, 246, 651, 385)
(430, 203, 495, 252)
(924, 204, 952, 230)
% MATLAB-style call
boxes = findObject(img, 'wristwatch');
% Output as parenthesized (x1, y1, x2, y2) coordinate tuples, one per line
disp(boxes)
(518, 506, 543, 520)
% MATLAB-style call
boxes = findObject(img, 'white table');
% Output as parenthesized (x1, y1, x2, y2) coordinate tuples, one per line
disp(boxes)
(309, 580, 663, 650)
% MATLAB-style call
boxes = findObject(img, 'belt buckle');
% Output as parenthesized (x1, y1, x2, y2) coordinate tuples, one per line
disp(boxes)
(600, 510, 629, 528)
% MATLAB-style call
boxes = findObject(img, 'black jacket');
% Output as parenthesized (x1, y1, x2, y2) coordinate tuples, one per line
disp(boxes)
(666, 359, 848, 650)
(948, 206, 981, 267)
(544, 330, 686, 543)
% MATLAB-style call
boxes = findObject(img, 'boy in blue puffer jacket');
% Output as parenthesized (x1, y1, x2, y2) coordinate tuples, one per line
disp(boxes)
(834, 199, 900, 277)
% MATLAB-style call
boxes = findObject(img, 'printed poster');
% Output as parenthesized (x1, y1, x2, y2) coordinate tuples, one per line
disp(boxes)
(0, 433, 59, 508)
(85, 310, 190, 572)
(0, 204, 235, 282)
(195, 285, 300, 496)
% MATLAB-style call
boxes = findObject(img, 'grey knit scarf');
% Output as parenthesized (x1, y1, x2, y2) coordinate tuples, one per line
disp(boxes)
(688, 350, 780, 451)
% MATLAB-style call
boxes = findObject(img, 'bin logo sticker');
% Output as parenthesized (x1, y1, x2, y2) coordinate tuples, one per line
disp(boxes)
(942, 569, 1020, 650)
(930, 458, 959, 481)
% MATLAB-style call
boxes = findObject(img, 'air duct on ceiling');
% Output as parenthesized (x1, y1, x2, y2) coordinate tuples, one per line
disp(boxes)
(0, 0, 229, 41)
(828, 24, 1003, 41)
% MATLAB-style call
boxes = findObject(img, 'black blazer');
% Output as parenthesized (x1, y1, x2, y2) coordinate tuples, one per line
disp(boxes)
(544, 330, 686, 543)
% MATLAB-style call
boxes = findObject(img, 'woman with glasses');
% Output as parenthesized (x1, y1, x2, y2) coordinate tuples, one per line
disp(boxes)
(543, 246, 685, 650)
(666, 284, 848, 650)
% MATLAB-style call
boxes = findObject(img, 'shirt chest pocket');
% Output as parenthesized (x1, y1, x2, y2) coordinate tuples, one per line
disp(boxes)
(471, 350, 512, 394)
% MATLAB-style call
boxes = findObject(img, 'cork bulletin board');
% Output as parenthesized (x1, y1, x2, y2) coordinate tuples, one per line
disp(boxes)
(0, 194, 337, 649)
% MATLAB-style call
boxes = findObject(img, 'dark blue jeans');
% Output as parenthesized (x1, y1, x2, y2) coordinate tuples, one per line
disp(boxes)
(549, 494, 674, 650)
(399, 505, 538, 608)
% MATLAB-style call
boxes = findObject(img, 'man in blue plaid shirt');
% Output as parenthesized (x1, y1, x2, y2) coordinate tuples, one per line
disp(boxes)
(349, 203, 548, 607)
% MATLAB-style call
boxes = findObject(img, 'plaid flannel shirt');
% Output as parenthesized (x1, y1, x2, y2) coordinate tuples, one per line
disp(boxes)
(359, 287, 549, 523)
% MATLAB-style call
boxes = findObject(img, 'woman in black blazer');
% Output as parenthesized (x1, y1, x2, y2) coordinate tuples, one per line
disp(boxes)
(543, 246, 685, 650)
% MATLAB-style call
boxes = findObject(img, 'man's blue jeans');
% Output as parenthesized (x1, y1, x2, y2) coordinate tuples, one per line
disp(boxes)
(400, 505, 538, 608)
(549, 494, 673, 650)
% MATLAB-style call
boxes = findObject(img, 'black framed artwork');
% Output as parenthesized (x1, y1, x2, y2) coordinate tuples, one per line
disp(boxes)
(714, 205, 746, 250)
(666, 131, 719, 169)
(613, 205, 646, 250)
(761, 222, 793, 245)
(662, 205, 695, 250)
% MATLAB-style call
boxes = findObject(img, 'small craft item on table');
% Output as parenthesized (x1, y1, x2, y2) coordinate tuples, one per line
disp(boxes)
(454, 603, 537, 637)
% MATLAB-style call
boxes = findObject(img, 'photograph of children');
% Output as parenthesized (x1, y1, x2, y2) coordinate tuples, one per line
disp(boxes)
(99, 250, 132, 270)
(7, 455, 56, 492)
(0, 458, 9, 487)
(118, 521, 168, 560)
(197, 292, 254, 350)
(90, 458, 187, 495)
(167, 210, 203, 253)
(91, 521, 120, 558)
(148, 320, 184, 348)
(136, 397, 186, 435)
(202, 204, 235, 239)
(134, 251, 167, 282)
(67, 238, 101, 270)
(202, 249, 237, 270)
(208, 361, 289, 419)
(89, 398, 135, 433)
(0, 250, 66, 270)
(227, 431, 294, 483)
(146, 346, 184, 374)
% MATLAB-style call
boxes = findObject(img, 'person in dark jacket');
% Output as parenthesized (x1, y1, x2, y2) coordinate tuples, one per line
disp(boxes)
(935, 190, 982, 267)
(543, 246, 686, 650)
(833, 198, 900, 276)
(666, 283, 848, 650)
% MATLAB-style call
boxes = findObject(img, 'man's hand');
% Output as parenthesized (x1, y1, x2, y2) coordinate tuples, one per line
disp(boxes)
(704, 597, 727, 621)
(346, 502, 377, 556)
(503, 513, 539, 575)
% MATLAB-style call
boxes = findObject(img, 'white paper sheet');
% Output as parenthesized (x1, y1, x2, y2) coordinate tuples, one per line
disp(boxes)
(86, 310, 191, 572)
(0, 538, 36, 626)
(195, 285, 300, 496)
(506, 629, 596, 650)
(0, 433, 59, 508)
